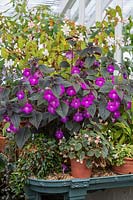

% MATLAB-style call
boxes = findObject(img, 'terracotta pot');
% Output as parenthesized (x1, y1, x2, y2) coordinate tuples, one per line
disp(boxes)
(112, 157, 133, 174)
(70, 159, 92, 178)
(0, 136, 8, 153)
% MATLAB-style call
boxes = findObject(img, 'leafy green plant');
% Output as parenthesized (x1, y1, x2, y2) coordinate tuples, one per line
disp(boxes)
(9, 135, 63, 195)
(108, 144, 133, 166)
(58, 124, 110, 168)
(0, 153, 7, 172)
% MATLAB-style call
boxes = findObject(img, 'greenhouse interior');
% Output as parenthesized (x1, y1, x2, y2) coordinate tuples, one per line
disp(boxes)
(0, 0, 133, 200)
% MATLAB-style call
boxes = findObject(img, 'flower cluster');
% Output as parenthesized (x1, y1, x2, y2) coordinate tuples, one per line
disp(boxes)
(0, 41, 132, 148)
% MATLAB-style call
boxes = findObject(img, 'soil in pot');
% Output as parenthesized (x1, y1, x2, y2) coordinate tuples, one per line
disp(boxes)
(70, 159, 92, 178)
(112, 158, 133, 174)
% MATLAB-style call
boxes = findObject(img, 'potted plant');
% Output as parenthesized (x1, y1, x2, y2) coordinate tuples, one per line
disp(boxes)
(58, 125, 110, 178)
(109, 144, 133, 174)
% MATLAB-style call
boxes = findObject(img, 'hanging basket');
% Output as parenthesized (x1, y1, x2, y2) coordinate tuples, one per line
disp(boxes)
(70, 159, 92, 178)
(112, 157, 133, 174)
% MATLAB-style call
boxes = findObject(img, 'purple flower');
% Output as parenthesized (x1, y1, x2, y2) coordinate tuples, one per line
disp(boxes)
(60, 84, 65, 96)
(127, 101, 131, 110)
(81, 96, 93, 108)
(73, 112, 83, 122)
(21, 103, 33, 114)
(47, 105, 56, 114)
(29, 75, 39, 86)
(16, 90, 25, 100)
(43, 89, 55, 101)
(106, 101, 120, 112)
(34, 70, 43, 78)
(23, 68, 31, 77)
(66, 86, 76, 96)
(107, 64, 115, 73)
(93, 60, 100, 67)
(113, 110, 120, 119)
(62, 164, 68, 173)
(71, 98, 81, 109)
(6, 123, 18, 133)
(76, 59, 84, 68)
(95, 77, 105, 87)
(71, 66, 80, 74)
(88, 92, 95, 101)
(3, 115, 10, 122)
(123, 73, 128, 79)
(83, 110, 91, 118)
(60, 116, 68, 123)
(49, 98, 60, 109)
(110, 75, 115, 84)
(65, 50, 74, 59)
(55, 130, 64, 139)
(80, 82, 88, 90)
(108, 89, 119, 100)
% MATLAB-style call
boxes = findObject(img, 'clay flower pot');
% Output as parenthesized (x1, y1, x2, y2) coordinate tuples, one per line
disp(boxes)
(70, 159, 92, 178)
(112, 158, 133, 174)
(0, 135, 8, 153)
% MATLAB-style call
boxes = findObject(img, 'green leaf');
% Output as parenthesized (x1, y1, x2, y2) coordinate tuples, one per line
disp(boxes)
(87, 104, 96, 117)
(60, 61, 70, 68)
(79, 47, 90, 57)
(11, 114, 20, 128)
(99, 82, 112, 93)
(1, 47, 9, 59)
(95, 150, 101, 158)
(75, 143, 82, 151)
(86, 159, 92, 168)
(65, 121, 73, 131)
(15, 127, 31, 149)
(0, 88, 10, 100)
(69, 152, 75, 159)
(87, 150, 94, 156)
(79, 151, 85, 161)
(39, 65, 54, 74)
(93, 47, 102, 55)
(29, 111, 43, 129)
(85, 56, 95, 68)
(52, 84, 61, 97)
(99, 100, 110, 120)
(29, 93, 40, 101)
(56, 102, 69, 118)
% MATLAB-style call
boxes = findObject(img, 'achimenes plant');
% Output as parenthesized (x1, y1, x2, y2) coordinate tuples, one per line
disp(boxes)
(0, 41, 132, 148)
